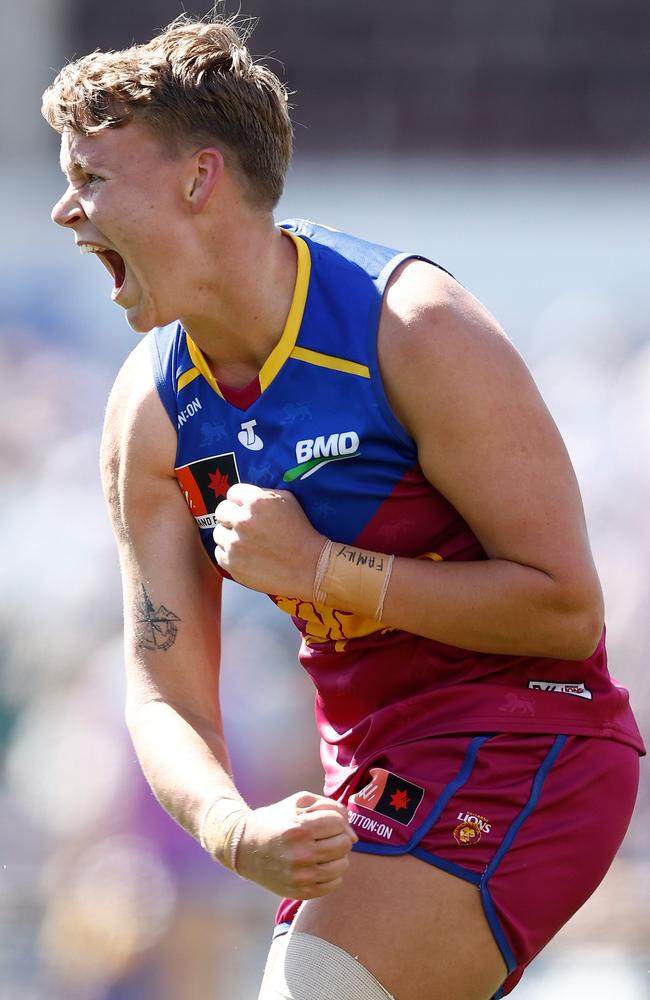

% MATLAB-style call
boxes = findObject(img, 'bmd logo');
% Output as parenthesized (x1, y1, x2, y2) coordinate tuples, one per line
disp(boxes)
(283, 431, 360, 482)
(295, 431, 359, 463)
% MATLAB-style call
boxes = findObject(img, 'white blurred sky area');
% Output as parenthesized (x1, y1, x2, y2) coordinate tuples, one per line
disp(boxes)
(1, 4, 649, 998)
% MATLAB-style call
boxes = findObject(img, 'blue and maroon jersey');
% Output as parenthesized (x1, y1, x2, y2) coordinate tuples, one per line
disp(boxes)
(150, 218, 644, 791)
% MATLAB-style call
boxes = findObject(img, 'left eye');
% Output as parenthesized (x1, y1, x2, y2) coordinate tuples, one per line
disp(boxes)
(87, 174, 104, 184)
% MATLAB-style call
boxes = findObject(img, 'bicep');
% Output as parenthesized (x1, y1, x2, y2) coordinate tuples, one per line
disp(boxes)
(101, 346, 223, 727)
(117, 481, 223, 726)
(381, 266, 600, 594)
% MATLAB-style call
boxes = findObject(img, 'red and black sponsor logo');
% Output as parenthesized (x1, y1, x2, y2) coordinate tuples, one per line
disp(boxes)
(175, 452, 240, 528)
(349, 767, 424, 826)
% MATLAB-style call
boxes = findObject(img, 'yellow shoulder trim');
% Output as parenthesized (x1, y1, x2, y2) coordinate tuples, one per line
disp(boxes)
(290, 345, 371, 379)
(176, 367, 200, 392)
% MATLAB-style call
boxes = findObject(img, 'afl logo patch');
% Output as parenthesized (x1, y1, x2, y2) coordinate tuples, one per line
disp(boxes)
(453, 811, 491, 846)
(175, 452, 240, 529)
(349, 768, 424, 826)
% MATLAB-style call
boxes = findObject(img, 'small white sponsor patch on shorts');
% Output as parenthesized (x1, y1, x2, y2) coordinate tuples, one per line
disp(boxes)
(528, 680, 593, 700)
(347, 811, 394, 840)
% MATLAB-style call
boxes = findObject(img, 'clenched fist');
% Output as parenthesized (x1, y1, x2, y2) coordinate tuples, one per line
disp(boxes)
(213, 483, 324, 598)
(237, 791, 358, 899)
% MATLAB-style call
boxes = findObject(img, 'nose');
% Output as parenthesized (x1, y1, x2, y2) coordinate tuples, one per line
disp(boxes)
(51, 185, 87, 228)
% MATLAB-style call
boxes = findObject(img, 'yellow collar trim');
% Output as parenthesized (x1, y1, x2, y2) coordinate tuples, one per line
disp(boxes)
(290, 346, 370, 379)
(184, 230, 311, 401)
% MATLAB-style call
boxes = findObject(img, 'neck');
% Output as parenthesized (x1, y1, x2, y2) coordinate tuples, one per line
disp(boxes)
(178, 211, 297, 388)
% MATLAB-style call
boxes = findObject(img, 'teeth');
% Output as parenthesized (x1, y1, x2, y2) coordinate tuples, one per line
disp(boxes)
(79, 243, 108, 254)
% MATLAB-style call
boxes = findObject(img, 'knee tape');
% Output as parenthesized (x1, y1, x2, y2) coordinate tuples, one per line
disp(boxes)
(258, 931, 395, 1000)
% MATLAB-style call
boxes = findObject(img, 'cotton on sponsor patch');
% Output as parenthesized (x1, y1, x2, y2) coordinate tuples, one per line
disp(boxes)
(175, 452, 240, 528)
(349, 768, 424, 826)
(347, 813, 395, 840)
(528, 680, 592, 700)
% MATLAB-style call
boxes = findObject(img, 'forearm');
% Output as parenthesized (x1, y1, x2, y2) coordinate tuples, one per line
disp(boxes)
(214, 489, 601, 660)
(318, 544, 602, 660)
(126, 699, 244, 841)
(126, 698, 358, 897)
(384, 556, 601, 658)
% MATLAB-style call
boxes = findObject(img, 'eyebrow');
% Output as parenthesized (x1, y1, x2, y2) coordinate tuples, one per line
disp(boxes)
(60, 153, 104, 177)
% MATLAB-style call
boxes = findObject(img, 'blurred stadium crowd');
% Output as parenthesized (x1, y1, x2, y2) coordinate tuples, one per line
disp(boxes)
(1, 2, 649, 998)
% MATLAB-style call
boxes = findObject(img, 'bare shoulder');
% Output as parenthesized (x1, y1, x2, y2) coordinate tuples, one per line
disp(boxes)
(377, 258, 601, 596)
(382, 258, 512, 350)
(101, 336, 177, 537)
(379, 258, 531, 439)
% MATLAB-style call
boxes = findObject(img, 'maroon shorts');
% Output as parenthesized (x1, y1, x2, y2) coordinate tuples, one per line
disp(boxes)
(275, 732, 640, 997)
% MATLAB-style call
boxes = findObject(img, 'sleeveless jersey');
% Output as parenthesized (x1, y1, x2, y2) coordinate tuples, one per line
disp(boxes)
(150, 219, 644, 792)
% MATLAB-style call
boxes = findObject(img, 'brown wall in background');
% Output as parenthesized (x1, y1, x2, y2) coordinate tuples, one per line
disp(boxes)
(65, 0, 650, 153)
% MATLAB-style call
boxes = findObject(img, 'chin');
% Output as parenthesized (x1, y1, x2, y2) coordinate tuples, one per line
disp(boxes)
(125, 313, 155, 335)
(124, 301, 164, 334)
(125, 298, 179, 334)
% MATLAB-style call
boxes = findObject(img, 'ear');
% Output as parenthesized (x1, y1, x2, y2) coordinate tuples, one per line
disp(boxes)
(186, 148, 225, 213)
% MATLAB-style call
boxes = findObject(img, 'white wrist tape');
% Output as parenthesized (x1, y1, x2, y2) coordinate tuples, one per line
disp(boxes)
(198, 795, 250, 872)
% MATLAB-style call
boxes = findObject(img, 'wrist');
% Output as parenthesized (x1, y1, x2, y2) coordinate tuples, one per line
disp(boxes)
(295, 530, 328, 601)
(199, 795, 251, 873)
(313, 539, 395, 621)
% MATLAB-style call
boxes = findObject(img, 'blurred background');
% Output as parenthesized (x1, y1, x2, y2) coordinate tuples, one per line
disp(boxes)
(1, 1, 649, 997)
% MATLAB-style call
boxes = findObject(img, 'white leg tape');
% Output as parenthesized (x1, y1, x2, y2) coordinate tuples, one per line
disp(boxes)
(258, 931, 395, 1000)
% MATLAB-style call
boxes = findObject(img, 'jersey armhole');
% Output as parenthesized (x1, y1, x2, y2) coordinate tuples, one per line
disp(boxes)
(365, 252, 454, 450)
(148, 327, 179, 430)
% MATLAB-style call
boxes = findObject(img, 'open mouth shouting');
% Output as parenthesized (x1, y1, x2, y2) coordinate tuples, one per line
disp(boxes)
(78, 242, 127, 301)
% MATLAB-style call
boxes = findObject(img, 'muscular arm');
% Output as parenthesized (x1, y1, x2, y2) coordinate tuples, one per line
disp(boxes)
(102, 339, 356, 894)
(375, 261, 604, 659)
(214, 262, 603, 661)
(101, 338, 236, 839)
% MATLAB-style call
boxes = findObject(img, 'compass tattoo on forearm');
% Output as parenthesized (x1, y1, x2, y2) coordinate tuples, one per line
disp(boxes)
(135, 584, 181, 651)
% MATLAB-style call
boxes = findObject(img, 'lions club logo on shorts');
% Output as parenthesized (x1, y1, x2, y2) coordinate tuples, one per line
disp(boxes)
(453, 811, 491, 846)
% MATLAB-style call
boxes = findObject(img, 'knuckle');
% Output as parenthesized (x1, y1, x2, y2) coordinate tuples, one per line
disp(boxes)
(320, 857, 346, 876)
(293, 867, 316, 888)
(299, 865, 317, 883)
(290, 845, 314, 866)
(284, 823, 306, 844)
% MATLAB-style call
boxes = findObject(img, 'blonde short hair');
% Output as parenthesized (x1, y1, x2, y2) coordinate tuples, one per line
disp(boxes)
(42, 13, 293, 208)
